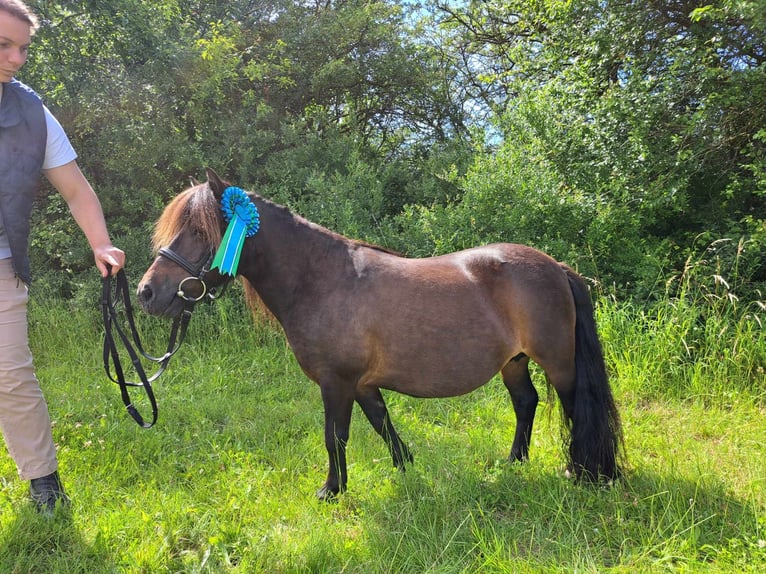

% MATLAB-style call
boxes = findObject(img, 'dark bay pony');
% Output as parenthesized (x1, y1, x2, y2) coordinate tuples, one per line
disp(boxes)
(137, 169, 623, 498)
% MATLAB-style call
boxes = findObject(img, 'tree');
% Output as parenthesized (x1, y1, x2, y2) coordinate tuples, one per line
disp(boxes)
(420, 0, 765, 294)
(21, 1, 475, 294)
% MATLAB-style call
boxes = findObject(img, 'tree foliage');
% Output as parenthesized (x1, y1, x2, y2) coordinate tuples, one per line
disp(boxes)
(21, 0, 470, 295)
(17, 0, 765, 302)
(413, 0, 765, 296)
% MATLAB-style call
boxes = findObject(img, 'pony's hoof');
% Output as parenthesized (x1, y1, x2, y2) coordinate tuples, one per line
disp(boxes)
(394, 455, 414, 471)
(565, 465, 619, 487)
(509, 452, 529, 464)
(316, 485, 340, 502)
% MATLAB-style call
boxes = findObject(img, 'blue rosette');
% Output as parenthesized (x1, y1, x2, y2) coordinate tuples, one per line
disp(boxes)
(211, 187, 260, 276)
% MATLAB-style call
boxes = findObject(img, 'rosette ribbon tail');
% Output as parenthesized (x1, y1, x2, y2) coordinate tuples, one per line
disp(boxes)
(211, 215, 247, 276)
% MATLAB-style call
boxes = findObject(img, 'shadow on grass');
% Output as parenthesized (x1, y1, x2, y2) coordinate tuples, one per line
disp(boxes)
(360, 460, 765, 571)
(0, 505, 115, 574)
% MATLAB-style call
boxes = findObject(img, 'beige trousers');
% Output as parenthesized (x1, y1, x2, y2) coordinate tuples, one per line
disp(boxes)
(0, 258, 58, 480)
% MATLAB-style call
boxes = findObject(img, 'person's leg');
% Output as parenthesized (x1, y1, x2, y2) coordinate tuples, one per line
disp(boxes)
(0, 259, 67, 512)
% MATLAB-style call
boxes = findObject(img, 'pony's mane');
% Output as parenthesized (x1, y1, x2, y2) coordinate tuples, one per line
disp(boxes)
(292, 209, 402, 257)
(151, 183, 223, 252)
(152, 182, 402, 261)
(354, 240, 401, 256)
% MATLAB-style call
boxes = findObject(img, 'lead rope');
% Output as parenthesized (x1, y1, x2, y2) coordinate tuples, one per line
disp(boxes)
(101, 269, 193, 428)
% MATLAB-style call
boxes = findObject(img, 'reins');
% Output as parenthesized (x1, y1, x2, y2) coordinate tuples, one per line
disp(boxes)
(101, 268, 194, 428)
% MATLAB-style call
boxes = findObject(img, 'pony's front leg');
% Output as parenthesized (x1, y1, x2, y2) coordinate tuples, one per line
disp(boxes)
(316, 382, 355, 501)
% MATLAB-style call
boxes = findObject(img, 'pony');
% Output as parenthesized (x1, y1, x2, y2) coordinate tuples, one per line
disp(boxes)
(137, 169, 623, 499)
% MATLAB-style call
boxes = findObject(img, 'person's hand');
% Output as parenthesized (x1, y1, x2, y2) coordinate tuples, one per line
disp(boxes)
(94, 245, 126, 277)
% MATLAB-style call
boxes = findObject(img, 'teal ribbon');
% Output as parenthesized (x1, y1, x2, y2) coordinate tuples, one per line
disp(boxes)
(211, 187, 260, 276)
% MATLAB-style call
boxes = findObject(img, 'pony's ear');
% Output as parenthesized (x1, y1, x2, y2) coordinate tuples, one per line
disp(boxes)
(205, 168, 229, 200)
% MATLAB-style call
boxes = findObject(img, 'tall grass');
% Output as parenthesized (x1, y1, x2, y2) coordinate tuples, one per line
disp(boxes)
(599, 237, 765, 403)
(0, 256, 763, 572)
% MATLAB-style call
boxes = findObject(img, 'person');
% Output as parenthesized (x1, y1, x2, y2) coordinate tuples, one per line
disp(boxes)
(0, 0, 125, 514)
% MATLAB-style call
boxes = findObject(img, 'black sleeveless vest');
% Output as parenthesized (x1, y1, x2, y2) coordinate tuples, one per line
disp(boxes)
(0, 79, 47, 285)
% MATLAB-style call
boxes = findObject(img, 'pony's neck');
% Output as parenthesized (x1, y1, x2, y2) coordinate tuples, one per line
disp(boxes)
(239, 198, 352, 321)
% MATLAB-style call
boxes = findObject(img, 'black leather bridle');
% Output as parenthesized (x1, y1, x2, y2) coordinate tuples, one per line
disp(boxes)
(101, 247, 228, 428)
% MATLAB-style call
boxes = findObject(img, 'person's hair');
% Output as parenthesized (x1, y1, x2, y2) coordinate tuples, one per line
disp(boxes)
(0, 0, 39, 33)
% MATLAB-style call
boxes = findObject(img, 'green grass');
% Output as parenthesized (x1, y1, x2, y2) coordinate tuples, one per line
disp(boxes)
(0, 283, 764, 573)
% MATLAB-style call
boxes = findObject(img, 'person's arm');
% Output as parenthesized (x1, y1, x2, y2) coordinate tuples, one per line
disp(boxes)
(43, 160, 125, 277)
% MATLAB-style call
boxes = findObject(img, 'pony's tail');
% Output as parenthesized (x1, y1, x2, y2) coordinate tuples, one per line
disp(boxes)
(563, 267, 623, 482)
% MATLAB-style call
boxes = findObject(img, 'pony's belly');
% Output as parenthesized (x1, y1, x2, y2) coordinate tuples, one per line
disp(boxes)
(360, 317, 514, 398)
(375, 373, 493, 399)
(366, 355, 504, 399)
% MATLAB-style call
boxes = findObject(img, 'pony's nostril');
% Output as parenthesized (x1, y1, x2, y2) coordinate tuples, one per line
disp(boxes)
(137, 283, 153, 304)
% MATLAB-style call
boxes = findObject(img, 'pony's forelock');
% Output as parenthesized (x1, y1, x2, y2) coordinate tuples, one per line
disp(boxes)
(151, 183, 224, 253)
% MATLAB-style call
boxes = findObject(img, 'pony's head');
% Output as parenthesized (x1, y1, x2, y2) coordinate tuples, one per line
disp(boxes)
(137, 169, 232, 317)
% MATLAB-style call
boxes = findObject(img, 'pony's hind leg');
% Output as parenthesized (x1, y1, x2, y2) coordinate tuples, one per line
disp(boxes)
(501, 356, 539, 463)
(356, 387, 413, 469)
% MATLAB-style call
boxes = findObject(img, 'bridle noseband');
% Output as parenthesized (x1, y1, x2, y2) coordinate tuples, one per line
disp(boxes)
(101, 247, 230, 428)
(158, 247, 215, 302)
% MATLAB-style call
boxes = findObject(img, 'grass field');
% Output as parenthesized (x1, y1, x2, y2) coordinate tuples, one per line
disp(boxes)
(0, 280, 764, 573)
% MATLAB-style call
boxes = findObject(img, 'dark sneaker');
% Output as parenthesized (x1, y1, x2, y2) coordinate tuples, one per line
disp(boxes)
(29, 471, 71, 515)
